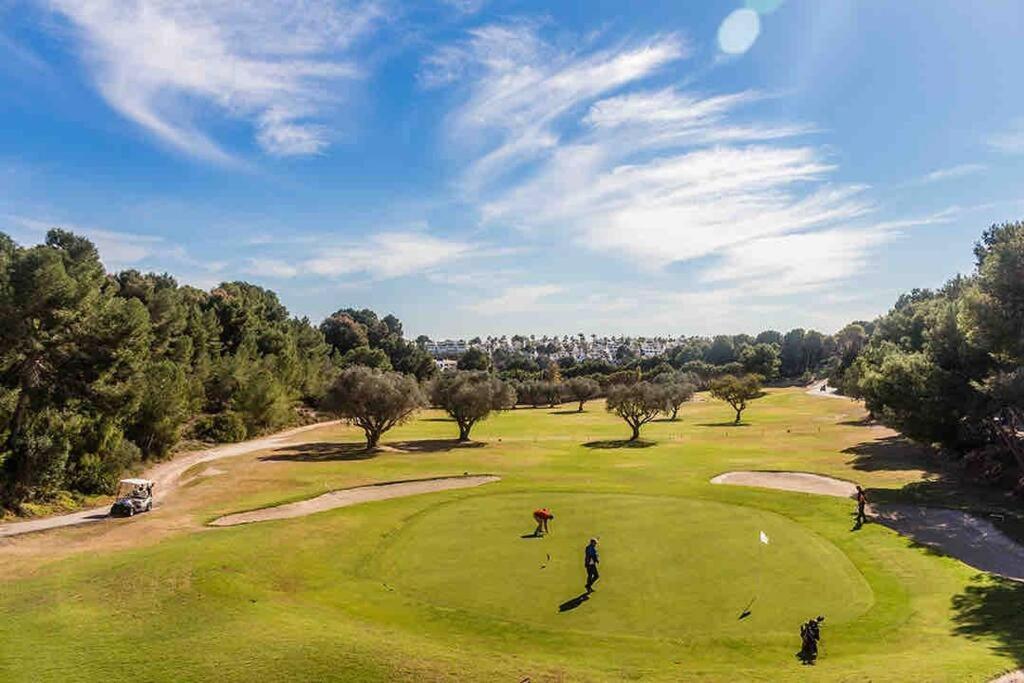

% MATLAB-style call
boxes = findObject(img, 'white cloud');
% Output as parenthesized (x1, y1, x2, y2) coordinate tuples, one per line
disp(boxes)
(433, 23, 881, 293)
(244, 258, 300, 279)
(916, 163, 986, 184)
(464, 284, 563, 314)
(988, 119, 1024, 154)
(304, 231, 477, 279)
(48, 0, 383, 162)
(424, 24, 687, 189)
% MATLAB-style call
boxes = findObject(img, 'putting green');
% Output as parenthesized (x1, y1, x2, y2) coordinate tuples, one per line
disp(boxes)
(373, 492, 873, 638)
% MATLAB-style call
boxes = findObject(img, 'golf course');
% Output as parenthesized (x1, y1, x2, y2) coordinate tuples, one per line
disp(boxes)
(1, 387, 1021, 682)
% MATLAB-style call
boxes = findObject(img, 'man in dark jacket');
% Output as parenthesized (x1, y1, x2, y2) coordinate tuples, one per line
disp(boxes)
(584, 538, 600, 593)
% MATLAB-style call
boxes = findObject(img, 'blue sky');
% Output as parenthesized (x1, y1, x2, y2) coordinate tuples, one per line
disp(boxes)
(2, 0, 1023, 338)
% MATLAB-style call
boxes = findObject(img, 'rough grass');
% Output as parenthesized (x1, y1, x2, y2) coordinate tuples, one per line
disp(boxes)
(0, 389, 1021, 682)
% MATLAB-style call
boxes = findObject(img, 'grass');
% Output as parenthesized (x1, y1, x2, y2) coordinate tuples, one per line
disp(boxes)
(0, 388, 1021, 681)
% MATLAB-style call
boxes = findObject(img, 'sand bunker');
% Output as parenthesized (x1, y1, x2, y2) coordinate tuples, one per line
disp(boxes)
(209, 475, 500, 527)
(712, 470, 1024, 582)
(711, 470, 857, 498)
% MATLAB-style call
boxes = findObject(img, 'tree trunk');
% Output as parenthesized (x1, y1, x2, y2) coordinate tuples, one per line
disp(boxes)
(734, 408, 742, 424)
(671, 406, 679, 420)
(365, 430, 380, 450)
(458, 422, 472, 442)
(578, 400, 585, 412)
(629, 424, 640, 441)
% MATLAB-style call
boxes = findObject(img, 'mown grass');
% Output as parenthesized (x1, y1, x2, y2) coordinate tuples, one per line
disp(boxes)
(0, 388, 1021, 681)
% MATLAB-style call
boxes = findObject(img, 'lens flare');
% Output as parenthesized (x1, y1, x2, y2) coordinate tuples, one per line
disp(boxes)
(718, 8, 761, 55)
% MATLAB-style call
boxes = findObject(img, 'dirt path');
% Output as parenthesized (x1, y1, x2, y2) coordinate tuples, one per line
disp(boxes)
(0, 421, 339, 539)
(711, 470, 1024, 582)
(209, 475, 500, 526)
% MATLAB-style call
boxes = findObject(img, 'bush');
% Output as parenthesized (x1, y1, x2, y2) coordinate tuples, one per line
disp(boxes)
(68, 439, 142, 494)
(194, 411, 248, 443)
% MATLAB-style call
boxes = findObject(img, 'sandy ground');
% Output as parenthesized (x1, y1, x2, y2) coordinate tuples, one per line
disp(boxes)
(209, 475, 500, 526)
(0, 421, 339, 539)
(711, 471, 857, 498)
(992, 671, 1024, 683)
(712, 470, 1024, 582)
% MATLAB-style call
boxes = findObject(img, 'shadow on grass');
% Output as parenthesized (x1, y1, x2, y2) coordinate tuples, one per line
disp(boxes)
(843, 435, 940, 474)
(559, 592, 590, 612)
(391, 439, 486, 453)
(583, 439, 656, 450)
(951, 575, 1024, 669)
(696, 422, 749, 428)
(549, 409, 583, 415)
(260, 442, 375, 462)
(838, 417, 879, 427)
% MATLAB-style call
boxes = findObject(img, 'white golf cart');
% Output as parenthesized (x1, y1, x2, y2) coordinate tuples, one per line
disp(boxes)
(110, 478, 154, 517)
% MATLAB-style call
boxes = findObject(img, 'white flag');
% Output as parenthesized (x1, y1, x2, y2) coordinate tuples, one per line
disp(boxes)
(759, 530, 769, 545)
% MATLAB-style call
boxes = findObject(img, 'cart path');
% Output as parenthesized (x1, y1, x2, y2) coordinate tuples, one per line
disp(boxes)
(806, 379, 851, 399)
(208, 475, 500, 527)
(0, 421, 339, 539)
(711, 470, 1024, 582)
(991, 670, 1024, 683)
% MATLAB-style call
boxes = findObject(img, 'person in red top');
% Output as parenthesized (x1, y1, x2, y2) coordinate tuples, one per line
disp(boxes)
(532, 507, 554, 536)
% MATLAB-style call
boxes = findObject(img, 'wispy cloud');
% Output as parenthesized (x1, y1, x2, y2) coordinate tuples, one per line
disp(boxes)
(464, 284, 563, 314)
(304, 231, 478, 279)
(988, 119, 1024, 154)
(431, 22, 878, 294)
(47, 0, 384, 162)
(244, 258, 300, 279)
(914, 163, 986, 185)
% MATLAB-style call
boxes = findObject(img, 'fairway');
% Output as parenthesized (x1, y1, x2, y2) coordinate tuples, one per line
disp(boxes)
(375, 493, 872, 637)
(0, 389, 1021, 682)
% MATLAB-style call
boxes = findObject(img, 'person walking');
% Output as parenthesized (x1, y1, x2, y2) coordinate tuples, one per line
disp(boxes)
(532, 507, 554, 536)
(584, 538, 600, 593)
(855, 486, 869, 527)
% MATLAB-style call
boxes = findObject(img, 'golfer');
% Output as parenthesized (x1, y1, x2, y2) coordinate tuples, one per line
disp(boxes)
(584, 538, 600, 593)
(855, 486, 869, 526)
(533, 507, 554, 536)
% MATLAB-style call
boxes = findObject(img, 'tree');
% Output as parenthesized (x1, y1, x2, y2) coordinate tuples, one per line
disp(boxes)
(709, 374, 763, 424)
(429, 371, 515, 441)
(544, 360, 562, 383)
(704, 335, 736, 365)
(339, 345, 392, 371)
(320, 367, 425, 449)
(605, 382, 669, 441)
(739, 343, 781, 380)
(654, 372, 696, 420)
(320, 313, 368, 355)
(780, 328, 807, 376)
(457, 347, 491, 371)
(565, 377, 600, 412)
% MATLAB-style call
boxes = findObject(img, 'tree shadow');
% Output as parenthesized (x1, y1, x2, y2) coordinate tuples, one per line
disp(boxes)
(549, 409, 582, 415)
(558, 592, 591, 612)
(838, 417, 879, 427)
(842, 435, 941, 474)
(391, 439, 486, 453)
(583, 439, 656, 449)
(951, 575, 1024, 668)
(260, 442, 375, 462)
(421, 417, 455, 423)
(696, 422, 750, 428)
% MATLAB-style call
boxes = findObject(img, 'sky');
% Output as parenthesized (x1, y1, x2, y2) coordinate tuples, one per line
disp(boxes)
(1, 0, 1023, 339)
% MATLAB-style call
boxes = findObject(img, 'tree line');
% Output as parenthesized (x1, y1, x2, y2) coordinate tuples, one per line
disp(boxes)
(0, 229, 439, 512)
(829, 221, 1024, 495)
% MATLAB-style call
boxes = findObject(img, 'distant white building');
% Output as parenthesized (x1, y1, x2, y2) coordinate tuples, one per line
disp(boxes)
(435, 358, 459, 372)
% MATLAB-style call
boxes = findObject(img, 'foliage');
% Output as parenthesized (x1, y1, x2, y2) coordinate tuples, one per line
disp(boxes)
(654, 371, 697, 419)
(605, 381, 669, 440)
(565, 377, 600, 412)
(429, 371, 515, 440)
(194, 411, 248, 443)
(709, 374, 763, 424)
(739, 343, 781, 380)
(457, 347, 492, 372)
(321, 366, 425, 448)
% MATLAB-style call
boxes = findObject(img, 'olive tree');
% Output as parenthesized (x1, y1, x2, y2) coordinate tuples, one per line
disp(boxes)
(321, 366, 425, 449)
(655, 372, 697, 420)
(605, 382, 669, 441)
(565, 377, 600, 412)
(430, 371, 515, 441)
(709, 374, 763, 424)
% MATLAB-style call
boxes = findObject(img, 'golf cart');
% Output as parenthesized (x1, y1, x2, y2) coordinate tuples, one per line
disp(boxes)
(110, 478, 154, 517)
